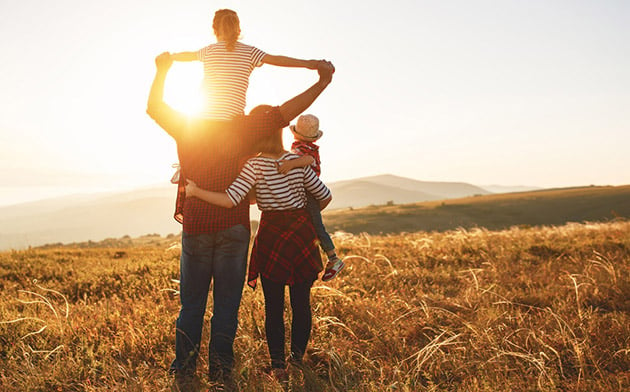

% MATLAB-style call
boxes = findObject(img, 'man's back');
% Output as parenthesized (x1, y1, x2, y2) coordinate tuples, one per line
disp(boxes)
(172, 109, 287, 233)
(146, 51, 334, 233)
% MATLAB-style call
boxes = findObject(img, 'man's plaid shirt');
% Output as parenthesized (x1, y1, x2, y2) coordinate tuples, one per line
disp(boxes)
(151, 105, 287, 234)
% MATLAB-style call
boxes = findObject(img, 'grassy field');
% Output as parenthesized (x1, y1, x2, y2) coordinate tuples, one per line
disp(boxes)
(1, 221, 630, 391)
(323, 185, 630, 235)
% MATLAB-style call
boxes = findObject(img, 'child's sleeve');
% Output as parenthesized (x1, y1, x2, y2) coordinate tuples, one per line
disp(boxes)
(292, 143, 309, 157)
(226, 160, 257, 206)
(292, 144, 317, 168)
(251, 46, 267, 68)
(290, 143, 303, 156)
(196, 46, 207, 62)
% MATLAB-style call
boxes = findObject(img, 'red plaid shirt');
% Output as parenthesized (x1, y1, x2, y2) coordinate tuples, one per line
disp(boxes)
(248, 209, 323, 288)
(291, 141, 321, 176)
(151, 105, 287, 234)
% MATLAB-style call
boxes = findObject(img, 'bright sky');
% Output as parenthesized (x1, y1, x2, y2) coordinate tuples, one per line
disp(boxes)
(1, 0, 629, 206)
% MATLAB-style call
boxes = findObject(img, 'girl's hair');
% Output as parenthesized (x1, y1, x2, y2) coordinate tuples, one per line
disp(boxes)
(213, 9, 240, 51)
(249, 105, 284, 155)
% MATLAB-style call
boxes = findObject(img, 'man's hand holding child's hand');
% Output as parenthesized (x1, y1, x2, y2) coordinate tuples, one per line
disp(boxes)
(155, 52, 173, 69)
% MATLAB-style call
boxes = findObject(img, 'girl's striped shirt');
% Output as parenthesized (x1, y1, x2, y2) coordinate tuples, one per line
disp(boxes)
(226, 153, 331, 210)
(197, 41, 266, 120)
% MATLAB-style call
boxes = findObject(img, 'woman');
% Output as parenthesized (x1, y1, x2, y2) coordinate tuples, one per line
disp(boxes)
(185, 107, 332, 378)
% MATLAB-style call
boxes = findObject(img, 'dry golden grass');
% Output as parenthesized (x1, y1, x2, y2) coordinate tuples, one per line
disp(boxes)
(1, 222, 629, 391)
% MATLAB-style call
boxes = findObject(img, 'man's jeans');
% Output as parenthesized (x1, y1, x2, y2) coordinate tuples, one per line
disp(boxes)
(305, 192, 334, 253)
(171, 224, 250, 376)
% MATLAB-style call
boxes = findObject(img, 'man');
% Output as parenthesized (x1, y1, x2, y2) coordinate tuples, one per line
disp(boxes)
(146, 52, 334, 386)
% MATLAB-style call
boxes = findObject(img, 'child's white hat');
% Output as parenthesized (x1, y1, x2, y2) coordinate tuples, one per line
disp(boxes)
(290, 114, 323, 142)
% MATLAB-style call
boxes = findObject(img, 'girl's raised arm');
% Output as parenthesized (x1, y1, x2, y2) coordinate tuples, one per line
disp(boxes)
(262, 54, 319, 69)
(171, 51, 198, 62)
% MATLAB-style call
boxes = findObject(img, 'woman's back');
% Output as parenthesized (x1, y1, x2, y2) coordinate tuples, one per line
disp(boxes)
(226, 153, 330, 211)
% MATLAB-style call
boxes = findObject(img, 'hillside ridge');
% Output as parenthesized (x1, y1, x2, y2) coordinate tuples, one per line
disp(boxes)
(1, 177, 628, 249)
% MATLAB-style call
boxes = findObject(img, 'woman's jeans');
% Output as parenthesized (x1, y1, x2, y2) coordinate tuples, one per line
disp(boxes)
(170, 224, 250, 377)
(261, 276, 313, 369)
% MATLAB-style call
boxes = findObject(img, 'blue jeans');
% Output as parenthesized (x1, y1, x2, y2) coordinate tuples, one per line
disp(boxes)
(171, 224, 250, 376)
(305, 192, 335, 253)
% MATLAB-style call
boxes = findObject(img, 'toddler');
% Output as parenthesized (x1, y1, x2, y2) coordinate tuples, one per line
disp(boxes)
(279, 114, 344, 281)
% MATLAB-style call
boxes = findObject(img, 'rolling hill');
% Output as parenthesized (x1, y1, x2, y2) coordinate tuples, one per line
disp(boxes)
(323, 185, 630, 234)
(479, 184, 541, 194)
(0, 174, 492, 249)
(1, 175, 626, 250)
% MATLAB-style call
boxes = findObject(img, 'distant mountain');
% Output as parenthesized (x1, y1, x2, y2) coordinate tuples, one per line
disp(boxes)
(0, 174, 518, 250)
(328, 174, 491, 209)
(327, 180, 442, 209)
(0, 186, 181, 250)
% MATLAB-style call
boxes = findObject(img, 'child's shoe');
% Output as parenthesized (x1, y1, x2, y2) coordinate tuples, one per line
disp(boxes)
(322, 257, 345, 281)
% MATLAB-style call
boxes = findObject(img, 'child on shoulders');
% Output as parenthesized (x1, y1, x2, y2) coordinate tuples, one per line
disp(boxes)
(168, 9, 323, 183)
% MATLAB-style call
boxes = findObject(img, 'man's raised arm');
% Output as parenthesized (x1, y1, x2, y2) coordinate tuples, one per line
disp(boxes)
(146, 52, 186, 139)
(278, 61, 335, 124)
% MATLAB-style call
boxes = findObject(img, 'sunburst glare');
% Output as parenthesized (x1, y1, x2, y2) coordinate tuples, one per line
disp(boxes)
(163, 62, 203, 115)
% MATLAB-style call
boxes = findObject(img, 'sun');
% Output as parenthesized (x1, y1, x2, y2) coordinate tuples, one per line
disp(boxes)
(164, 62, 204, 115)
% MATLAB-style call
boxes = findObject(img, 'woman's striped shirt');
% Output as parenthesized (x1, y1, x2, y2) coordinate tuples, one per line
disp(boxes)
(226, 153, 331, 210)
(197, 41, 266, 120)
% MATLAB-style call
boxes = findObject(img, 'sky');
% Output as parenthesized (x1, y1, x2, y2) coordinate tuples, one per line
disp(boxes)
(1, 0, 629, 206)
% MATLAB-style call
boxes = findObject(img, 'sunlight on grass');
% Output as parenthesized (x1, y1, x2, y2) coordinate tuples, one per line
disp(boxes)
(1, 221, 629, 390)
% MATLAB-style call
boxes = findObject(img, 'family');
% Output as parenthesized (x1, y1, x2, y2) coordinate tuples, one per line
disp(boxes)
(146, 9, 343, 389)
